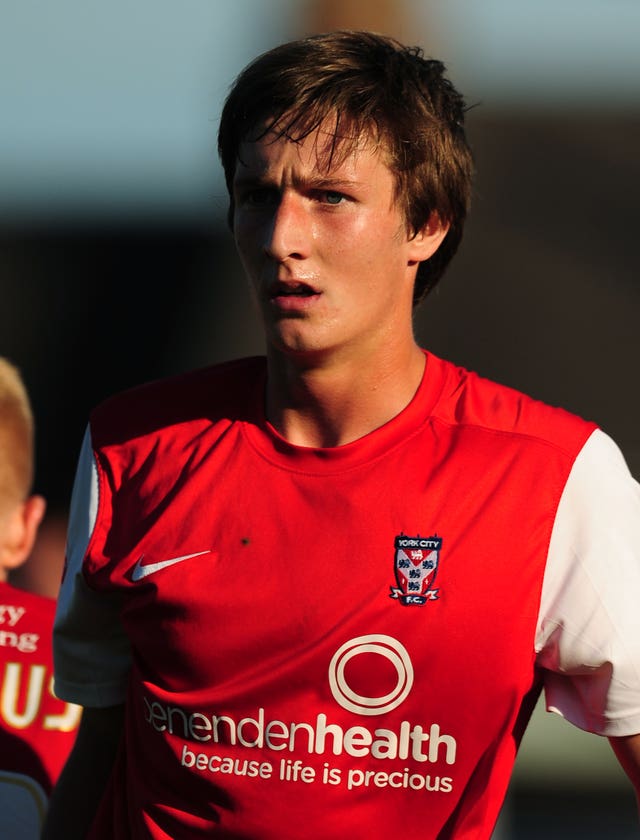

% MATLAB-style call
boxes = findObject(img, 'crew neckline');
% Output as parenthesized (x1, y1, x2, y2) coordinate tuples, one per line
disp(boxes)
(242, 351, 448, 474)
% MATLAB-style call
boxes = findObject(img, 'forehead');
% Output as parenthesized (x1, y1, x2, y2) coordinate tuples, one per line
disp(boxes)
(234, 121, 389, 181)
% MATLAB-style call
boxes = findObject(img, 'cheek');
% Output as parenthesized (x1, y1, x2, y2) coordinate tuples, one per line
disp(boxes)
(233, 221, 261, 268)
(326, 216, 383, 266)
(348, 207, 403, 250)
(233, 207, 265, 245)
(340, 226, 403, 281)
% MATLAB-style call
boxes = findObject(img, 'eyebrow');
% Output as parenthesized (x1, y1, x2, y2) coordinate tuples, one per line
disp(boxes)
(302, 177, 360, 190)
(233, 173, 361, 191)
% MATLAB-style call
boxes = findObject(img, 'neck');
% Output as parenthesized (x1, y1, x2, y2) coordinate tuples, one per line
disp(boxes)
(265, 341, 426, 448)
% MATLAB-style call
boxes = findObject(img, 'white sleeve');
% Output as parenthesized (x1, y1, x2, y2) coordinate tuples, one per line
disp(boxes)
(52, 425, 131, 707)
(535, 429, 640, 736)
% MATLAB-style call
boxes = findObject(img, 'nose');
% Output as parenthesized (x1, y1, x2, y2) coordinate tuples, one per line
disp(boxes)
(264, 192, 311, 262)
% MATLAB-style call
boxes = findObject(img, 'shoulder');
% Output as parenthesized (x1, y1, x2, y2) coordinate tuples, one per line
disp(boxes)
(89, 356, 266, 449)
(428, 353, 597, 457)
(536, 428, 640, 735)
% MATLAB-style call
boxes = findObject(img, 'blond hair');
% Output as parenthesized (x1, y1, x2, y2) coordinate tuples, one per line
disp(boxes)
(0, 358, 35, 511)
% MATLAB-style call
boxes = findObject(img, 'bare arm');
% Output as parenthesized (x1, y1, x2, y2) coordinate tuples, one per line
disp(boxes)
(42, 704, 125, 839)
(609, 733, 640, 817)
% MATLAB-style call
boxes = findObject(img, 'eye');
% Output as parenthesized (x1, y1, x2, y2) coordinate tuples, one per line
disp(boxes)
(322, 190, 345, 205)
(240, 187, 279, 207)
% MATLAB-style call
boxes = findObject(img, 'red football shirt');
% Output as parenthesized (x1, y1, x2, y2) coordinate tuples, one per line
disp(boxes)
(54, 353, 640, 838)
(0, 581, 80, 836)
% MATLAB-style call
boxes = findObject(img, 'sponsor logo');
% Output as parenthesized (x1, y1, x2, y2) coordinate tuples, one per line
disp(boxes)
(130, 550, 210, 582)
(142, 634, 457, 793)
(328, 635, 413, 715)
(390, 534, 442, 606)
(144, 697, 456, 764)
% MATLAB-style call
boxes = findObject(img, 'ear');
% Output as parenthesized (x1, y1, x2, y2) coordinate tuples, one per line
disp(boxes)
(407, 213, 450, 264)
(0, 495, 47, 572)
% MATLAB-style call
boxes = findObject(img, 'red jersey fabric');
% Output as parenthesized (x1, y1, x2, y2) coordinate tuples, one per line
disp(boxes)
(0, 581, 80, 833)
(58, 352, 599, 838)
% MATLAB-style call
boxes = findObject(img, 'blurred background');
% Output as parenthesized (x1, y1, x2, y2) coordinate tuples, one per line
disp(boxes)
(1, 1, 638, 835)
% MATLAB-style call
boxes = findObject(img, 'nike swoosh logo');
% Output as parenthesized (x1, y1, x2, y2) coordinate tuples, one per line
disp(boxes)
(131, 550, 211, 582)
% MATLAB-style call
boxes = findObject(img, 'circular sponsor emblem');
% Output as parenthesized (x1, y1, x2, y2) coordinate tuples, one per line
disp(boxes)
(328, 635, 414, 716)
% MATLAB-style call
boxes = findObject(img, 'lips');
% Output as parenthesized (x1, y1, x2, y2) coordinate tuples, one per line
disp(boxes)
(269, 280, 319, 299)
(267, 279, 322, 313)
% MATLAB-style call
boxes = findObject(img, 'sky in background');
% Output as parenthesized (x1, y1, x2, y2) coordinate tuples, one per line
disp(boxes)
(1, 0, 638, 220)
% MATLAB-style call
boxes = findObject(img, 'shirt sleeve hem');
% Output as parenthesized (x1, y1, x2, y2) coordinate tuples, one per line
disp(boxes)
(53, 677, 128, 708)
(547, 702, 640, 738)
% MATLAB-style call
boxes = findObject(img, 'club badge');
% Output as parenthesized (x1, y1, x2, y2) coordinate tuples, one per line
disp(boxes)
(390, 534, 443, 606)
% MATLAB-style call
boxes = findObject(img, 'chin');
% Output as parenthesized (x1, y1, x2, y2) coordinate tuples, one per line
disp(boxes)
(267, 331, 333, 362)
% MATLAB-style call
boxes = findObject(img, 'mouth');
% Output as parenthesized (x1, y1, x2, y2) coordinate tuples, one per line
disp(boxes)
(269, 280, 319, 299)
(266, 280, 322, 312)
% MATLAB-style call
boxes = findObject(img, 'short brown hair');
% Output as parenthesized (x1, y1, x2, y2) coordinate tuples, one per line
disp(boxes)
(0, 358, 35, 511)
(218, 30, 474, 303)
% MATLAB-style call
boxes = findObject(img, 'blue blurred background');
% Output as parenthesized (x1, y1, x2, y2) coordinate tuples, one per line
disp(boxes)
(1, 2, 639, 835)
(2, 1, 639, 220)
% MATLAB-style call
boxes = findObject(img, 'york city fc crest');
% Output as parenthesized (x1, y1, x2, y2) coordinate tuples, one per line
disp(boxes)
(390, 534, 443, 606)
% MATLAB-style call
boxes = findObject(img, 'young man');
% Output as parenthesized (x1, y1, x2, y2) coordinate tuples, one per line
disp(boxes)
(0, 357, 80, 838)
(45, 31, 640, 839)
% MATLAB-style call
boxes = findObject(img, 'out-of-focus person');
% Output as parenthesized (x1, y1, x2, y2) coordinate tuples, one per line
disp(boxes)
(0, 357, 80, 839)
